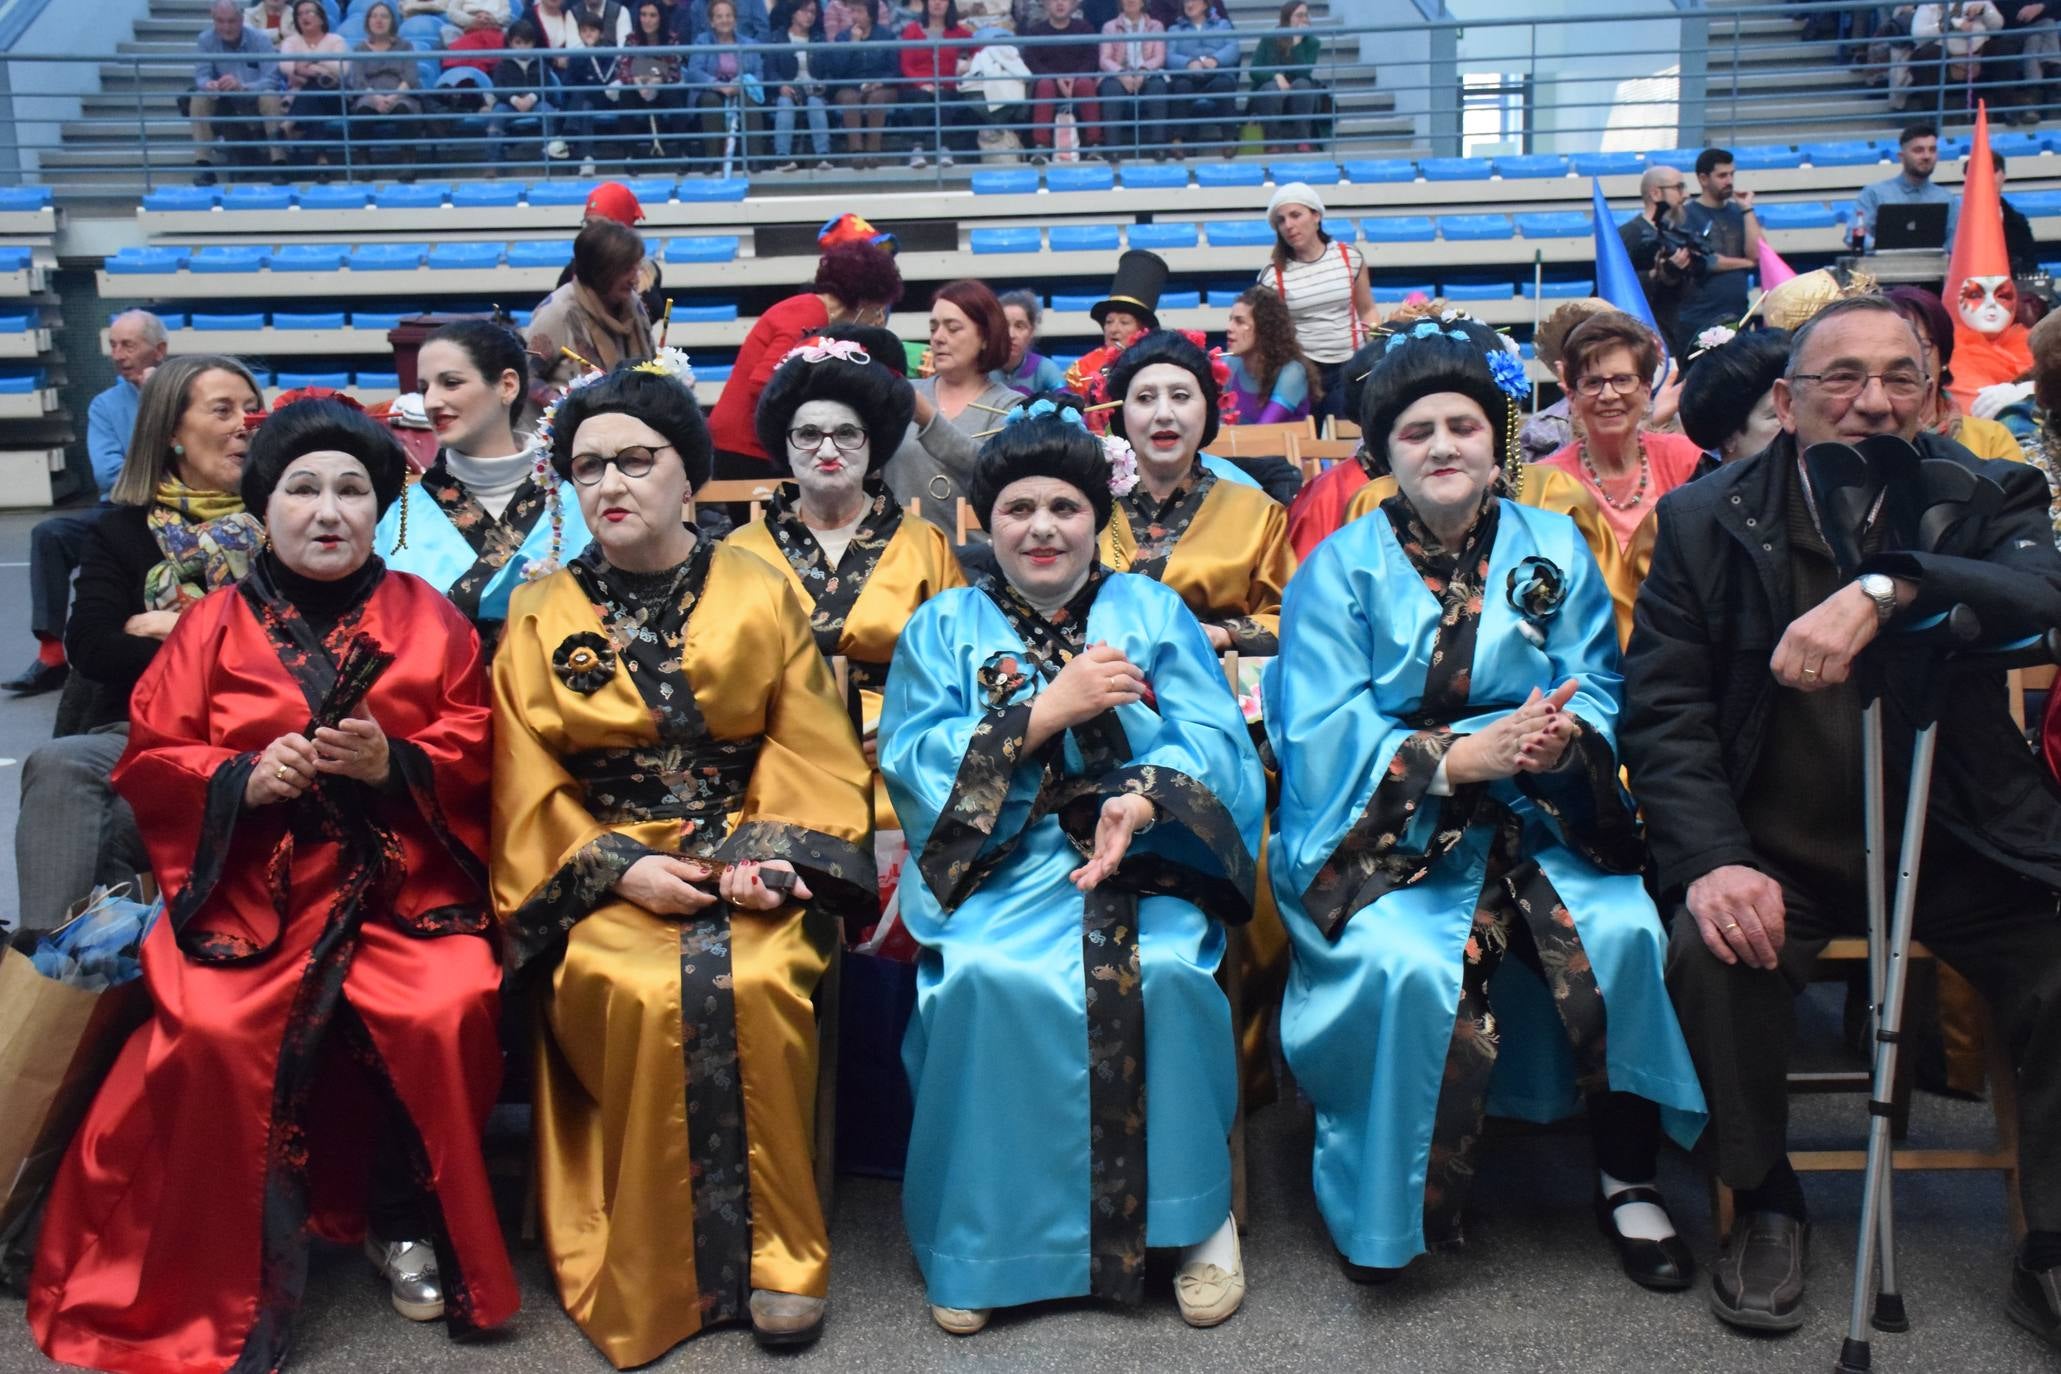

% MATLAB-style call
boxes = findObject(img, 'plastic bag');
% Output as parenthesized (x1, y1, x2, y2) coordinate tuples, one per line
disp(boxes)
(27, 886, 162, 992)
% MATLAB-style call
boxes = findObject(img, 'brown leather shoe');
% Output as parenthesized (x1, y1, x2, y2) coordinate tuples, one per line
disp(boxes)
(748, 1289, 825, 1347)
(1711, 1211, 1808, 1332)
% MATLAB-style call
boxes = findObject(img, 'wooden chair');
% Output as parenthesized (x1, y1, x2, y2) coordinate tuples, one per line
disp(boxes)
(1711, 938, 2022, 1238)
(1285, 434, 1362, 484)
(1322, 417, 1362, 443)
(954, 497, 983, 544)
(688, 476, 790, 524)
(1216, 419, 1317, 461)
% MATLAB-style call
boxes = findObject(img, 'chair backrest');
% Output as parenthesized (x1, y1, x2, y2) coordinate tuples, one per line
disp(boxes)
(1219, 650, 1239, 692)
(1217, 419, 1317, 459)
(1325, 417, 1362, 442)
(1285, 433, 1362, 483)
(689, 475, 789, 524)
(954, 497, 983, 544)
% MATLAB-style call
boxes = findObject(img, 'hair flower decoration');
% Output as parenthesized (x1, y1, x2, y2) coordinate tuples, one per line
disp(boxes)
(632, 347, 698, 387)
(1505, 556, 1567, 648)
(1384, 316, 1474, 354)
(1485, 348, 1530, 401)
(1691, 324, 1738, 359)
(1103, 433, 1140, 497)
(780, 336, 872, 368)
(552, 631, 619, 694)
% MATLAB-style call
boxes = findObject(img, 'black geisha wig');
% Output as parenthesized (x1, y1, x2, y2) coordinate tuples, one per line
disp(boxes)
(1358, 316, 1529, 485)
(752, 338, 916, 477)
(546, 362, 712, 490)
(241, 397, 409, 518)
(970, 391, 1122, 533)
(1103, 329, 1224, 451)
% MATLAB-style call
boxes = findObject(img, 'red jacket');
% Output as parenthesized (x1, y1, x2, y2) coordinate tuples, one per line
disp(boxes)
(707, 292, 831, 460)
(898, 22, 973, 87)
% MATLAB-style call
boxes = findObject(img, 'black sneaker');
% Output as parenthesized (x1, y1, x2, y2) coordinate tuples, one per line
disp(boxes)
(1710, 1211, 1808, 1332)
(2008, 1260, 2061, 1350)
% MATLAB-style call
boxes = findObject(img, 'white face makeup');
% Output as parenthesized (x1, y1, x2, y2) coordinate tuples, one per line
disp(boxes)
(266, 452, 379, 582)
(1122, 362, 1209, 476)
(990, 476, 1097, 606)
(786, 397, 870, 511)
(1959, 274, 2017, 336)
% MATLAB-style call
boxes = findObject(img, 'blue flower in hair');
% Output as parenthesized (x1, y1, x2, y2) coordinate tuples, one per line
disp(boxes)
(1384, 317, 1473, 354)
(1485, 348, 1529, 400)
(1001, 396, 1089, 432)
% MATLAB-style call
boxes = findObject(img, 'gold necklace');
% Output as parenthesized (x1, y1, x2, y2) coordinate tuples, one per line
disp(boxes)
(1578, 432, 1650, 511)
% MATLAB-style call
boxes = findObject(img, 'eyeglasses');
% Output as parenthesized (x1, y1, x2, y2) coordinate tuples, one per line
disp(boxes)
(788, 424, 868, 453)
(567, 444, 672, 486)
(1573, 373, 1643, 398)
(1791, 369, 1930, 402)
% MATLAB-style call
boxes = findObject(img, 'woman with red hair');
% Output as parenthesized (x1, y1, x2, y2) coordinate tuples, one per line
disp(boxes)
(885, 279, 1024, 531)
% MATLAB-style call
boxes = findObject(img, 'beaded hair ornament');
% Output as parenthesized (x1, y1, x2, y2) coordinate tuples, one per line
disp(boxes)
(1000, 396, 1140, 498)
(780, 336, 872, 367)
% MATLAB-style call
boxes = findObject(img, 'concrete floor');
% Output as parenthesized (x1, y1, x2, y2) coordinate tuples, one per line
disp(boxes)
(0, 508, 2052, 1374)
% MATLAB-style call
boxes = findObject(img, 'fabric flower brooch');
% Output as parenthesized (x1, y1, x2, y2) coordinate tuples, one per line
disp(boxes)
(977, 651, 1035, 709)
(1504, 556, 1567, 648)
(553, 631, 619, 694)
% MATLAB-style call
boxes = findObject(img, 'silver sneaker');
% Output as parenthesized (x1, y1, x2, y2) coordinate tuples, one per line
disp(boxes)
(366, 1237, 444, 1322)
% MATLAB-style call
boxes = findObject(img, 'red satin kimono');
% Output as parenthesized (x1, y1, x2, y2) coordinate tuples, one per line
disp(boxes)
(1284, 452, 1372, 560)
(28, 562, 518, 1374)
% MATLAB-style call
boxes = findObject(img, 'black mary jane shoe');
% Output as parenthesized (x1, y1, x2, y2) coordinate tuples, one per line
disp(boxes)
(1595, 1185, 1695, 1292)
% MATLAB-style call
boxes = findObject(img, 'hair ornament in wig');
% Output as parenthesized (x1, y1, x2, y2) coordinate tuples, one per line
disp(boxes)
(780, 336, 873, 368)
(1000, 396, 1141, 499)
(817, 212, 898, 255)
(632, 347, 698, 387)
(1692, 324, 1738, 357)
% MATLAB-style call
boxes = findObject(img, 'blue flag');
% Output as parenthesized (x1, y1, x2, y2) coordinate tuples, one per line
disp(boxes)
(1590, 177, 1669, 379)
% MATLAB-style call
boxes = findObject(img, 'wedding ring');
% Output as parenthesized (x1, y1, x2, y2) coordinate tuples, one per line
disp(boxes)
(1724, 922, 1741, 932)
(1801, 665, 1820, 680)
(1108, 675, 1123, 692)
(275, 764, 293, 781)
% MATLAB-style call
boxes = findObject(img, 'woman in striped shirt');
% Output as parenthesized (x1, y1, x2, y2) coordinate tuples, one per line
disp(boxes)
(1256, 181, 1378, 422)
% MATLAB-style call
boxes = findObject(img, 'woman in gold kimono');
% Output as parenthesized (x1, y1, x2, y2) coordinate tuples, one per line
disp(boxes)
(727, 335, 964, 829)
(490, 361, 874, 1363)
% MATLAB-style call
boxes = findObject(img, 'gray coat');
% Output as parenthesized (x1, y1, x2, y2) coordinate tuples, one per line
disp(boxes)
(882, 375, 1023, 539)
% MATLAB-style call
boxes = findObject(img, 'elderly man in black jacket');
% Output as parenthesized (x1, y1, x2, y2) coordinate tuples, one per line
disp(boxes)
(1623, 294, 2061, 1348)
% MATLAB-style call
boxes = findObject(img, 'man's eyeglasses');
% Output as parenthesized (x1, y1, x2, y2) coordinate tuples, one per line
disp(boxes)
(1574, 373, 1644, 398)
(788, 424, 868, 453)
(568, 444, 673, 486)
(1791, 369, 1930, 402)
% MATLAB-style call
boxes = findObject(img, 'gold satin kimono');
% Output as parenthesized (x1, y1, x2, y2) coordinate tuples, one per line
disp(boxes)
(1348, 463, 1639, 650)
(490, 540, 874, 1369)
(726, 487, 965, 829)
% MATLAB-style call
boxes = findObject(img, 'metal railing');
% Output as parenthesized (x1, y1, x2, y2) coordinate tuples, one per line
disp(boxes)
(4, 3, 2055, 193)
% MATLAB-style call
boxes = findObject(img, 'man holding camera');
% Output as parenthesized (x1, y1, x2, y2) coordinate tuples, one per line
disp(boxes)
(1676, 147, 1762, 349)
(1621, 162, 1694, 355)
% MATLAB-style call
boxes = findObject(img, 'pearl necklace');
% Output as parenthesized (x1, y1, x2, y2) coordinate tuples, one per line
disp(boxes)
(1578, 432, 1650, 511)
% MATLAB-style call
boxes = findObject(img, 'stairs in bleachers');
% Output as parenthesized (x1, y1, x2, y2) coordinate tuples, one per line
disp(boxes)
(1701, 0, 1911, 145)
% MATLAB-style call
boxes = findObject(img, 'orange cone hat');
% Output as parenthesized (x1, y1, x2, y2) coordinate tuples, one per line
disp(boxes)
(1944, 102, 2031, 409)
(1945, 102, 2009, 312)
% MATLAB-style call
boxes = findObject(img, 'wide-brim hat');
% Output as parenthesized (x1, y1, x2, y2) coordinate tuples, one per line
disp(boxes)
(1090, 250, 1168, 330)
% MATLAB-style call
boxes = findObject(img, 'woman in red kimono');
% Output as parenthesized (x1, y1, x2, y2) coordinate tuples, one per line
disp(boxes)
(29, 398, 519, 1374)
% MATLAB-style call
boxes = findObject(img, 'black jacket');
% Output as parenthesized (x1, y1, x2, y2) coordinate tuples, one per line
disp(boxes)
(1622, 430, 2061, 897)
(64, 505, 168, 730)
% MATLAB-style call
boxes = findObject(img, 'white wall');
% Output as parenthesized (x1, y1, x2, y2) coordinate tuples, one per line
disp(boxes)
(2, 0, 156, 178)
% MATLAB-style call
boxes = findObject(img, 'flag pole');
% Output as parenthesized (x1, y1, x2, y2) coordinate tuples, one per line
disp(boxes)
(1531, 248, 1545, 416)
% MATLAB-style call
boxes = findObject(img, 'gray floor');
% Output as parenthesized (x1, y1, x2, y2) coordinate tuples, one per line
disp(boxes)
(0, 508, 2051, 1374)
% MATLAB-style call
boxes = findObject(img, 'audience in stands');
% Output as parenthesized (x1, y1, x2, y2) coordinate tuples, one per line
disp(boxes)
(1995, 3, 2061, 122)
(893, 279, 1022, 530)
(559, 7, 626, 164)
(1854, 123, 1955, 251)
(348, 1, 427, 172)
(617, 0, 695, 162)
(1165, 0, 1238, 156)
(826, 0, 899, 167)
(441, 3, 510, 69)
(1676, 147, 1760, 350)
(1022, 0, 1102, 161)
(192, 0, 290, 185)
(1917, 0, 2005, 86)
(528, 218, 657, 389)
(278, 0, 350, 170)
(689, 0, 766, 170)
(1222, 285, 1317, 426)
(244, 0, 292, 40)
(531, 0, 589, 54)
(1258, 181, 1377, 423)
(487, 18, 571, 161)
(1096, 0, 1167, 158)
(768, 0, 837, 170)
(1247, 0, 1324, 154)
(995, 289, 1069, 394)
(1990, 151, 2041, 274)
(899, 0, 980, 168)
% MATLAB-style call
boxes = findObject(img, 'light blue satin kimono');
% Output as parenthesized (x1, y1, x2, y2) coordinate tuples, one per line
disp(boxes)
(1264, 497, 1706, 1270)
(881, 570, 1264, 1311)
(1199, 452, 1262, 491)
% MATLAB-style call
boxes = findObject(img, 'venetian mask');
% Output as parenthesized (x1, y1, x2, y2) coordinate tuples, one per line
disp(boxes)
(1958, 274, 2017, 336)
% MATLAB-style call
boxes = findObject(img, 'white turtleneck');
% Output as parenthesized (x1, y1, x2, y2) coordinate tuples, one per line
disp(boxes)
(443, 447, 532, 522)
(1019, 565, 1092, 616)
(806, 507, 868, 567)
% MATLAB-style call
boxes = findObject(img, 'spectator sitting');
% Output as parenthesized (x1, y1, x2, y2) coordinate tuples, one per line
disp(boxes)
(1917, 0, 2004, 83)
(767, 0, 835, 170)
(527, 218, 657, 389)
(5, 311, 169, 699)
(439, 0, 512, 45)
(688, 0, 766, 170)
(1991, 150, 2040, 275)
(1223, 284, 1318, 425)
(191, 0, 289, 185)
(574, 0, 633, 41)
(442, 7, 509, 70)
(1022, 0, 1101, 162)
(1854, 122, 1955, 251)
(558, 8, 621, 166)
(824, 0, 897, 168)
(1097, 0, 1167, 159)
(898, 0, 980, 169)
(347, 1, 426, 175)
(618, 0, 695, 161)
(531, 0, 589, 59)
(278, 0, 348, 171)
(1165, 0, 1236, 157)
(995, 288, 1070, 393)
(679, 0, 771, 39)
(823, 0, 889, 39)
(243, 0, 291, 39)
(488, 18, 571, 161)
(1248, 0, 1324, 155)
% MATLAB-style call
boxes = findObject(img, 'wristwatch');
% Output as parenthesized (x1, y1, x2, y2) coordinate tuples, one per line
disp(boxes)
(1857, 572, 1898, 626)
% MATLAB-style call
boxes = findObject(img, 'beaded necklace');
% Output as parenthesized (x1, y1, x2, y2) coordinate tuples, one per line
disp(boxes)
(1577, 431, 1651, 511)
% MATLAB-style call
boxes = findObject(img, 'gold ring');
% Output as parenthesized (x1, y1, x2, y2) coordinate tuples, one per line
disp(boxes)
(1724, 922, 1740, 931)
(1801, 666, 1819, 680)
(275, 764, 293, 781)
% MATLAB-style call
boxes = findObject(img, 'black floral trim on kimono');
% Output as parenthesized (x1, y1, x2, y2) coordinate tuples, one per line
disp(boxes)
(1218, 614, 1278, 657)
(1116, 462, 1216, 583)
(764, 480, 900, 659)
(1512, 728, 1644, 874)
(503, 830, 658, 975)
(418, 457, 553, 630)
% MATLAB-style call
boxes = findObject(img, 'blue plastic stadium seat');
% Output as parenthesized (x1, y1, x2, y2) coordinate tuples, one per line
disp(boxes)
(157, 314, 188, 330)
(350, 311, 406, 331)
(1051, 293, 1101, 312)
(0, 313, 30, 332)
(971, 226, 1042, 253)
(0, 372, 42, 395)
(1802, 139, 1882, 167)
(222, 186, 294, 211)
(1441, 280, 1513, 301)
(1048, 164, 1116, 192)
(354, 371, 400, 391)
(1515, 211, 1593, 238)
(1362, 215, 1435, 243)
(679, 177, 749, 201)
(508, 240, 575, 268)
(1195, 163, 1264, 188)
(142, 186, 217, 212)
(276, 371, 353, 389)
(1827, 199, 1857, 222)
(190, 246, 270, 273)
(1990, 131, 2044, 159)
(509, 310, 533, 327)
(676, 304, 738, 322)
(1569, 151, 1645, 177)
(191, 312, 267, 331)
(1371, 280, 1436, 301)
(271, 244, 349, 271)
(453, 183, 523, 208)
(299, 184, 371, 210)
(0, 247, 35, 272)
(273, 311, 346, 330)
(1267, 160, 1340, 186)
(107, 246, 185, 273)
(621, 177, 677, 204)
(971, 168, 1039, 194)
(1640, 148, 1696, 171)
(1753, 201, 1838, 230)
(1521, 278, 1595, 299)
(1206, 220, 1275, 247)
(1496, 154, 1568, 180)
(2011, 188, 2061, 217)
(1439, 214, 1515, 241)
(427, 242, 503, 270)
(526, 180, 601, 207)
(697, 364, 734, 383)
(1129, 222, 1198, 249)
(1159, 290, 1201, 310)
(0, 187, 51, 212)
(1937, 135, 1973, 159)
(664, 236, 740, 263)
(1418, 156, 1492, 182)
(373, 181, 450, 208)
(1729, 144, 1806, 170)
(1340, 158, 1415, 183)
(1124, 164, 1188, 189)
(1050, 224, 1123, 252)
(348, 243, 426, 270)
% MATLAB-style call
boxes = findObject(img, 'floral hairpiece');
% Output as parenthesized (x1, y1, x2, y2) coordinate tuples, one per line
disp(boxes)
(1000, 398, 1140, 498)
(632, 346, 698, 387)
(1689, 324, 1738, 362)
(780, 337, 872, 368)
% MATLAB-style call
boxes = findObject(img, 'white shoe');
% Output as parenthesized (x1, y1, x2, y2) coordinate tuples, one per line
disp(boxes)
(578, 158, 597, 175)
(940, 153, 955, 167)
(931, 1304, 989, 1335)
(814, 159, 835, 171)
(545, 139, 571, 160)
(1174, 1226, 1245, 1328)
(910, 149, 929, 168)
(773, 160, 799, 173)
(366, 1237, 444, 1322)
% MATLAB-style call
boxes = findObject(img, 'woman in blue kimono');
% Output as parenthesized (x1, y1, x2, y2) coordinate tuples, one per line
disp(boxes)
(880, 398, 1265, 1335)
(375, 320, 592, 653)
(1264, 321, 1707, 1292)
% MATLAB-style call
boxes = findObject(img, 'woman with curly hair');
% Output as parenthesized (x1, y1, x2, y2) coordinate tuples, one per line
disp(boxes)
(1223, 285, 1321, 426)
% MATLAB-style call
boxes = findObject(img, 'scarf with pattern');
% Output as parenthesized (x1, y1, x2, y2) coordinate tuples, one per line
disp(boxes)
(143, 476, 264, 611)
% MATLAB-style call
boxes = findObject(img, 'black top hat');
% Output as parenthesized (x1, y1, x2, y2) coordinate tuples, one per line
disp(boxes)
(1090, 250, 1169, 330)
